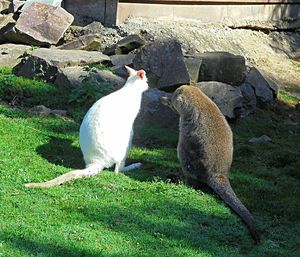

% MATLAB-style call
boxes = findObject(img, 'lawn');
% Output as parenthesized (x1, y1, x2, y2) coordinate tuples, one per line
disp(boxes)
(0, 68, 299, 257)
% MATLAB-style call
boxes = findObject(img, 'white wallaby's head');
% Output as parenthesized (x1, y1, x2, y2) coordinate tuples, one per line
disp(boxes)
(125, 65, 148, 84)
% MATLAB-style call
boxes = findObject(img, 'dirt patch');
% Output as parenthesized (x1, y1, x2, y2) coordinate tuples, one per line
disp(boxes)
(118, 18, 300, 98)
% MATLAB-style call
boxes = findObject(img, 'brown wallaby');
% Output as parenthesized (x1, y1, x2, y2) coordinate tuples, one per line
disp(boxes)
(161, 85, 260, 243)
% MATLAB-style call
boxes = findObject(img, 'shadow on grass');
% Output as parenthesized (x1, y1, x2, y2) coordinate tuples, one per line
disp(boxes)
(64, 198, 255, 255)
(0, 232, 105, 257)
(36, 137, 85, 170)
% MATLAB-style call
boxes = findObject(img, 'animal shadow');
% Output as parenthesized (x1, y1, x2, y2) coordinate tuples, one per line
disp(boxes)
(36, 137, 85, 169)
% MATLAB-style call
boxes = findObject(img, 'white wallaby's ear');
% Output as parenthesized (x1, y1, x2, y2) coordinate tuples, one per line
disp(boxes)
(125, 65, 137, 76)
(137, 70, 145, 80)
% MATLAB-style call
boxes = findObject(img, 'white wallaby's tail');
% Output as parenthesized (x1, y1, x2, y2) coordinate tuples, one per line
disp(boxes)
(24, 164, 103, 188)
(122, 162, 142, 172)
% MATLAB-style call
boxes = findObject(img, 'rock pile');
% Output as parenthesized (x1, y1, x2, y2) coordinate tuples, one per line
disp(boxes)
(0, 1, 279, 128)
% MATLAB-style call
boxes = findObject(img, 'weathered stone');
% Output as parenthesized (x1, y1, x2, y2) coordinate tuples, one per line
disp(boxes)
(0, 43, 31, 67)
(13, 48, 110, 82)
(112, 66, 129, 78)
(0, 0, 11, 13)
(3, 26, 33, 44)
(269, 80, 279, 98)
(85, 69, 126, 91)
(133, 40, 190, 89)
(198, 52, 246, 86)
(104, 34, 145, 55)
(21, 0, 62, 11)
(50, 109, 67, 117)
(249, 135, 272, 144)
(110, 54, 136, 78)
(54, 66, 89, 88)
(29, 105, 67, 117)
(29, 105, 51, 116)
(196, 81, 243, 119)
(12, 2, 74, 46)
(239, 82, 257, 117)
(111, 53, 136, 67)
(10, 0, 25, 12)
(0, 13, 15, 43)
(135, 88, 179, 129)
(58, 34, 101, 51)
(81, 21, 107, 35)
(184, 56, 202, 84)
(244, 66, 276, 107)
(293, 49, 300, 61)
(264, 75, 279, 97)
(62, 22, 121, 53)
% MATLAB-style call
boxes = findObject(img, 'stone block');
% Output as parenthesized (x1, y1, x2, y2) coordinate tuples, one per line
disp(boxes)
(198, 52, 246, 86)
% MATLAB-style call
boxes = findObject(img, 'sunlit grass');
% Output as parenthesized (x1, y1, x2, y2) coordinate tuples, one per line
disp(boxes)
(0, 69, 299, 256)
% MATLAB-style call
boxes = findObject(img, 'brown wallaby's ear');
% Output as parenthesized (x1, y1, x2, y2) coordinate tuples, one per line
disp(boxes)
(137, 70, 145, 80)
(125, 65, 137, 76)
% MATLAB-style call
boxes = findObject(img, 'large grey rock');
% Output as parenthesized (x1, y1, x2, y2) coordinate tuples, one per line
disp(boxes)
(13, 48, 110, 82)
(133, 40, 190, 90)
(104, 34, 145, 56)
(29, 105, 67, 117)
(196, 81, 243, 119)
(9, 2, 74, 46)
(54, 66, 89, 88)
(85, 69, 126, 91)
(110, 53, 136, 77)
(249, 135, 272, 144)
(198, 52, 246, 86)
(111, 53, 136, 67)
(244, 67, 277, 107)
(58, 34, 101, 51)
(0, 13, 15, 43)
(239, 82, 257, 117)
(136, 88, 179, 129)
(21, 0, 62, 11)
(184, 56, 202, 84)
(0, 43, 31, 67)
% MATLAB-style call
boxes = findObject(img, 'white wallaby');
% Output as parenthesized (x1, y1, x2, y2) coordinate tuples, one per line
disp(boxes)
(25, 66, 149, 188)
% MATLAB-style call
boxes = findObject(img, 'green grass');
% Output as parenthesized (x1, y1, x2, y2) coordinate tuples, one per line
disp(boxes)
(0, 68, 299, 256)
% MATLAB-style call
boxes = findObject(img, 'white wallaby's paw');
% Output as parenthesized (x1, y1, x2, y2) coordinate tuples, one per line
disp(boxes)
(122, 162, 142, 172)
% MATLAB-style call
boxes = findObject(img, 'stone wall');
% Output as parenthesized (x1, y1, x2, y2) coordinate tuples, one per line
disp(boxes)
(117, 3, 300, 24)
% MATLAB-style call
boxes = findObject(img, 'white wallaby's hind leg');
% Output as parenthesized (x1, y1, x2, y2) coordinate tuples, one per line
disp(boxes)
(114, 159, 126, 174)
(24, 164, 103, 188)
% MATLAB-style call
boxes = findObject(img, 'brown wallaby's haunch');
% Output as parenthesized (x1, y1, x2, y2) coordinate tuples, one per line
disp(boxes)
(161, 85, 260, 243)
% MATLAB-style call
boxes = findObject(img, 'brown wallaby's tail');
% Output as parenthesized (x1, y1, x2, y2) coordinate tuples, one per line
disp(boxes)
(207, 175, 260, 244)
(24, 165, 102, 188)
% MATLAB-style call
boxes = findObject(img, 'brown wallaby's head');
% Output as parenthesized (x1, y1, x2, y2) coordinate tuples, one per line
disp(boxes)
(160, 96, 178, 113)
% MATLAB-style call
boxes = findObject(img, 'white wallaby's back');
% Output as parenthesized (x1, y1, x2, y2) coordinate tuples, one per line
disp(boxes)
(25, 66, 148, 188)
(80, 68, 148, 170)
